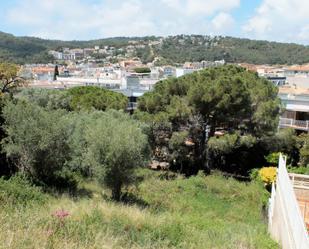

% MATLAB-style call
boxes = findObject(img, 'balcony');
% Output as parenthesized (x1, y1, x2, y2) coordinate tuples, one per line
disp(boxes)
(279, 117, 309, 131)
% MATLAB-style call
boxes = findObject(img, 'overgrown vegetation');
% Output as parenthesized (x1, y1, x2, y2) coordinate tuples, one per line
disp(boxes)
(0, 171, 277, 249)
(2, 63, 309, 248)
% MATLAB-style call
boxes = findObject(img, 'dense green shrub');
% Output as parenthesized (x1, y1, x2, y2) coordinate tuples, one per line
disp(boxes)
(1, 100, 74, 188)
(265, 152, 281, 165)
(133, 67, 151, 74)
(0, 174, 46, 206)
(18, 88, 71, 110)
(288, 166, 309, 175)
(1, 97, 150, 193)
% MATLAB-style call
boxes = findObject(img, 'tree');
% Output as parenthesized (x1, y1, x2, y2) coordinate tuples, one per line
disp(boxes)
(85, 110, 150, 201)
(1, 100, 73, 187)
(137, 65, 280, 174)
(68, 86, 128, 111)
(0, 63, 25, 94)
(133, 67, 151, 74)
(0, 63, 26, 176)
(18, 88, 71, 111)
(53, 65, 59, 81)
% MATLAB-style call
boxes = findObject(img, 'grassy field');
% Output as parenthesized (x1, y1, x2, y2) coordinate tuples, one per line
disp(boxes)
(0, 171, 277, 249)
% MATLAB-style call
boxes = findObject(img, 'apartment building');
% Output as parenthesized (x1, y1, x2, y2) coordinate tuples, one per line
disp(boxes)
(279, 87, 309, 132)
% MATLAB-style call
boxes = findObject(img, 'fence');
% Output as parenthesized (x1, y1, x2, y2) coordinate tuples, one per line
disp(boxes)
(268, 154, 309, 249)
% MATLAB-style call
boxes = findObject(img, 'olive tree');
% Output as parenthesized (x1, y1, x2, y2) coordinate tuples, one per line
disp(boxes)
(1, 100, 72, 186)
(85, 110, 150, 201)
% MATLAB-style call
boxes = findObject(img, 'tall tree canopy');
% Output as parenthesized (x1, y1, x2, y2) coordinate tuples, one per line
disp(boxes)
(0, 63, 26, 176)
(136, 65, 280, 175)
(68, 86, 128, 111)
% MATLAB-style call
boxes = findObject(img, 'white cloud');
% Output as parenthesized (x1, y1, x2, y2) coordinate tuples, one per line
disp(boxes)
(298, 25, 309, 41)
(186, 0, 240, 16)
(161, 0, 240, 16)
(5, 0, 240, 40)
(211, 12, 235, 33)
(243, 0, 309, 43)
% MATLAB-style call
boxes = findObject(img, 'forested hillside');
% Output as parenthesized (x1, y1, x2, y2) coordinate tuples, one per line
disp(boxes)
(155, 36, 309, 65)
(1, 31, 309, 64)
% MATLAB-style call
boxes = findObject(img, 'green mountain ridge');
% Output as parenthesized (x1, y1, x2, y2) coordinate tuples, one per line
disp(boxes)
(1, 31, 309, 65)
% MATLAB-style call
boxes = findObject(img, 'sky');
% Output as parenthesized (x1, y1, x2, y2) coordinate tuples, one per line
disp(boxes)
(0, 0, 308, 44)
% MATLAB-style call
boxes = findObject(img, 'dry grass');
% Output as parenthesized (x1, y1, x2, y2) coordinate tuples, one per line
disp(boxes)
(0, 171, 277, 249)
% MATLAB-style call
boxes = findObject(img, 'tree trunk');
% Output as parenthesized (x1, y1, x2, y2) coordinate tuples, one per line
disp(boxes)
(112, 182, 122, 201)
(205, 120, 216, 173)
(196, 121, 208, 173)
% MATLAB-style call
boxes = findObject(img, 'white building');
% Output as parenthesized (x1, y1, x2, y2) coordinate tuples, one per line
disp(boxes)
(279, 87, 309, 132)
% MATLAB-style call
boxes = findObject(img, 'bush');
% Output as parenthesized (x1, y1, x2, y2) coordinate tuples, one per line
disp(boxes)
(0, 174, 46, 206)
(259, 167, 277, 185)
(36, 168, 80, 191)
(265, 152, 281, 165)
(288, 166, 309, 175)
(133, 67, 151, 74)
(249, 168, 260, 182)
(1, 100, 73, 188)
(18, 88, 71, 110)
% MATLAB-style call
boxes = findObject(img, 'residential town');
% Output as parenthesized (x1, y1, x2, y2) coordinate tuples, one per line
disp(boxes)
(22, 50, 309, 130)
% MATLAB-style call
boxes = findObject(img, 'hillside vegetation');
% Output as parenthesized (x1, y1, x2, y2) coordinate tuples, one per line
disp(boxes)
(2, 64, 308, 248)
(1, 31, 309, 64)
(0, 171, 277, 249)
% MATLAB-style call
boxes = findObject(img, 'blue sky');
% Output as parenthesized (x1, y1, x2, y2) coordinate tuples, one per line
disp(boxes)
(0, 0, 308, 44)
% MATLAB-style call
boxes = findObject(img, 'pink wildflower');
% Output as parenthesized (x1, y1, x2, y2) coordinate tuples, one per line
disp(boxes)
(52, 209, 70, 220)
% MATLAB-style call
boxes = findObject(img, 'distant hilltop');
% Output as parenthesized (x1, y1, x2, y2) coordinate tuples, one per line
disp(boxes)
(1, 31, 309, 65)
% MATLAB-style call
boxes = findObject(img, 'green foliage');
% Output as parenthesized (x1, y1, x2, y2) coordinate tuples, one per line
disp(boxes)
(265, 152, 281, 165)
(155, 35, 309, 64)
(1, 91, 149, 192)
(133, 67, 151, 74)
(137, 65, 280, 174)
(169, 131, 189, 150)
(63, 112, 99, 177)
(1, 31, 309, 65)
(208, 134, 239, 155)
(0, 32, 53, 64)
(169, 131, 192, 169)
(0, 62, 25, 94)
(288, 166, 309, 175)
(0, 174, 46, 206)
(0, 172, 277, 248)
(273, 128, 296, 152)
(68, 86, 128, 111)
(135, 46, 154, 64)
(250, 168, 261, 182)
(18, 87, 128, 112)
(84, 110, 150, 200)
(297, 133, 309, 166)
(18, 88, 71, 110)
(1, 100, 74, 187)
